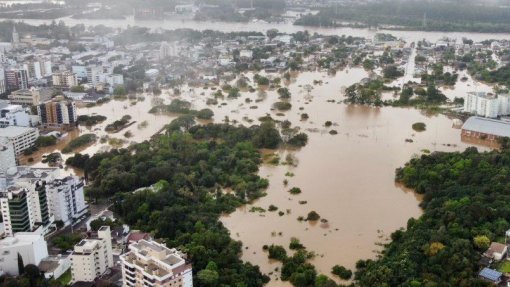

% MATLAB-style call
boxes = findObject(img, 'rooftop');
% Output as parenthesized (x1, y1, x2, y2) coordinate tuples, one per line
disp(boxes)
(1, 166, 59, 187)
(479, 267, 502, 282)
(0, 126, 37, 138)
(462, 117, 510, 138)
(121, 240, 190, 279)
(0, 232, 45, 248)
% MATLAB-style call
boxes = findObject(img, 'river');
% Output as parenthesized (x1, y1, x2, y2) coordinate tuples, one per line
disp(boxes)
(4, 15, 510, 42)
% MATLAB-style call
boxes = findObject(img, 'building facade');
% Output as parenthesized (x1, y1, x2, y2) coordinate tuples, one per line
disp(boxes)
(0, 126, 39, 155)
(8, 87, 52, 106)
(0, 67, 6, 94)
(0, 183, 51, 237)
(71, 226, 114, 283)
(0, 100, 33, 127)
(5, 69, 29, 92)
(37, 96, 77, 127)
(46, 176, 88, 226)
(52, 71, 78, 89)
(461, 116, 510, 143)
(120, 240, 193, 287)
(0, 232, 48, 276)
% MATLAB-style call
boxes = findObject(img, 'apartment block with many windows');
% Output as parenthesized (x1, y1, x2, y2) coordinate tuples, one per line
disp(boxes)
(120, 240, 193, 287)
(37, 95, 77, 127)
(71, 226, 114, 283)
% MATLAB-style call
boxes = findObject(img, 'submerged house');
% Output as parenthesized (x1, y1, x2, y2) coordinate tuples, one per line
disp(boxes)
(479, 268, 502, 285)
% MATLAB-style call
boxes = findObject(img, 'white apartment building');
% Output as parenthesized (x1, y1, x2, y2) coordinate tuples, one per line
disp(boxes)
(0, 232, 49, 276)
(0, 67, 6, 94)
(160, 42, 178, 59)
(86, 65, 103, 86)
(498, 94, 510, 116)
(46, 176, 88, 226)
(0, 167, 87, 236)
(52, 71, 78, 88)
(71, 226, 114, 283)
(0, 126, 39, 155)
(0, 100, 33, 127)
(120, 240, 193, 287)
(0, 138, 16, 174)
(22, 59, 51, 80)
(464, 92, 500, 118)
(106, 74, 124, 87)
(23, 61, 42, 80)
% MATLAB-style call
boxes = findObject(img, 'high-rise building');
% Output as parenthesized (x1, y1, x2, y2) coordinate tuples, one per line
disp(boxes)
(0, 232, 49, 276)
(5, 69, 29, 91)
(71, 226, 113, 283)
(0, 167, 88, 235)
(23, 61, 43, 80)
(498, 94, 510, 116)
(0, 182, 52, 237)
(38, 58, 52, 78)
(46, 176, 88, 227)
(37, 96, 77, 127)
(86, 65, 103, 86)
(464, 92, 500, 118)
(11, 25, 20, 49)
(0, 67, 6, 94)
(52, 71, 78, 89)
(120, 240, 193, 287)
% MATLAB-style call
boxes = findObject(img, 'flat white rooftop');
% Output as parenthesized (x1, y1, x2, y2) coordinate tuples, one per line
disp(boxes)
(0, 126, 37, 138)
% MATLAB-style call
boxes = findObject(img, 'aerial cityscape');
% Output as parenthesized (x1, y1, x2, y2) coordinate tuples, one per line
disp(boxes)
(2, 0, 510, 286)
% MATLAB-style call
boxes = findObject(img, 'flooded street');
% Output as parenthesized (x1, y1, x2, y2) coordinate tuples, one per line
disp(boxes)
(24, 66, 485, 284)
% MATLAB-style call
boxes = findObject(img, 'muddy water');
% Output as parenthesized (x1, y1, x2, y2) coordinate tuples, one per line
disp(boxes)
(155, 68, 477, 284)
(24, 94, 175, 172)
(10, 16, 510, 43)
(25, 67, 482, 285)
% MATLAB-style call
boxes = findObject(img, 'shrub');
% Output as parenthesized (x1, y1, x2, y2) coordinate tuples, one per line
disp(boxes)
(332, 265, 352, 280)
(288, 133, 308, 147)
(268, 245, 287, 261)
(306, 211, 320, 221)
(197, 108, 214, 120)
(412, 122, 426, 132)
(288, 187, 302, 194)
(273, 102, 292, 111)
(62, 134, 96, 153)
(268, 205, 278, 212)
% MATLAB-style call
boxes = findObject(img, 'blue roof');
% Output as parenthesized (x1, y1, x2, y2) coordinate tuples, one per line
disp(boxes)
(479, 268, 502, 282)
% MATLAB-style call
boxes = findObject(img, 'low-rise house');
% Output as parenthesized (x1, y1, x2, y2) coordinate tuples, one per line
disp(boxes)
(39, 255, 71, 279)
(484, 242, 508, 261)
(479, 268, 502, 284)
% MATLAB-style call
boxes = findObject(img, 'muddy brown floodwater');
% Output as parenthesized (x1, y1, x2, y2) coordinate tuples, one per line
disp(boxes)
(26, 68, 485, 285)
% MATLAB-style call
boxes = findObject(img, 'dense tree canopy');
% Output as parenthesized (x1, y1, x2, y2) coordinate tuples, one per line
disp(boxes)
(355, 145, 510, 286)
(64, 121, 300, 286)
